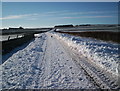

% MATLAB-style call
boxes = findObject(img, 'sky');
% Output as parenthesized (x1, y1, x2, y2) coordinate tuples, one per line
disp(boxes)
(1, 0, 120, 2)
(1, 2, 118, 28)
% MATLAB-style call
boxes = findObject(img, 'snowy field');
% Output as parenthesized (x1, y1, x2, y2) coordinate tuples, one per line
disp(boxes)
(1, 32, 119, 89)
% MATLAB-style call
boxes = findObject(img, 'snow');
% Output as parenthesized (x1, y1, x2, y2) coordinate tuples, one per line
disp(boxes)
(1, 31, 119, 89)
(54, 33, 119, 76)
(2, 33, 47, 89)
(1, 32, 98, 89)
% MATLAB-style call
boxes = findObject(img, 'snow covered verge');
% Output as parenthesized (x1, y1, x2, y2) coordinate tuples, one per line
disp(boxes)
(54, 33, 119, 76)
(1, 33, 47, 89)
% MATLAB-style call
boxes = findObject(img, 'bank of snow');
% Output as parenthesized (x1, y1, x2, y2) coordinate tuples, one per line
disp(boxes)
(54, 33, 119, 76)
(2, 33, 47, 89)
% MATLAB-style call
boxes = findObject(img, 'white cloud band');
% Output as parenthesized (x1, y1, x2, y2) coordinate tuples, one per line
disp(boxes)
(0, 14, 38, 20)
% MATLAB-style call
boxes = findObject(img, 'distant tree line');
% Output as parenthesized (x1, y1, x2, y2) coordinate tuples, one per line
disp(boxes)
(54, 25, 74, 28)
(2, 27, 24, 30)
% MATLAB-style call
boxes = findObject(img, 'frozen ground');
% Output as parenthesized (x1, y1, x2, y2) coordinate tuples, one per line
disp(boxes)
(1, 32, 119, 89)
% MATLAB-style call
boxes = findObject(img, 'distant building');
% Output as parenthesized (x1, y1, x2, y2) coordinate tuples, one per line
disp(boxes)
(54, 25, 73, 28)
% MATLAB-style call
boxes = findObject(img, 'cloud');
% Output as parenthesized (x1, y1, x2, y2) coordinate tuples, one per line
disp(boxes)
(44, 10, 69, 14)
(0, 14, 38, 20)
(0, 10, 117, 21)
(58, 11, 117, 16)
(0, 10, 116, 20)
(61, 15, 115, 19)
(36, 10, 117, 18)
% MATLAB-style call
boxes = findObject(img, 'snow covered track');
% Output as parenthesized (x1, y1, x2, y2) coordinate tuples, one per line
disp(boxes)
(57, 38, 119, 89)
(1, 32, 119, 89)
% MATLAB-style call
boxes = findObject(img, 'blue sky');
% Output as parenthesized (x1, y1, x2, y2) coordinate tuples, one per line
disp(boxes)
(1, 2, 118, 28)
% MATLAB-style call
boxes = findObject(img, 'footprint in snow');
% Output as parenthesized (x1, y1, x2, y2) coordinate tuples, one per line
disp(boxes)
(71, 72, 74, 74)
(79, 78, 83, 81)
(61, 52, 64, 54)
(32, 47, 43, 52)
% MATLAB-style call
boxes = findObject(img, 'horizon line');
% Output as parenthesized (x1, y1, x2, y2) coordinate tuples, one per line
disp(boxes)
(1, 23, 119, 29)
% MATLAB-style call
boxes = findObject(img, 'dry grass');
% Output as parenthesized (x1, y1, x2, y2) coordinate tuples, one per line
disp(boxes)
(57, 31, 120, 44)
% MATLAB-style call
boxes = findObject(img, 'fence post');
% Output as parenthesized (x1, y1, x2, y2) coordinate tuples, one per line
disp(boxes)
(8, 36, 10, 41)
(17, 35, 18, 38)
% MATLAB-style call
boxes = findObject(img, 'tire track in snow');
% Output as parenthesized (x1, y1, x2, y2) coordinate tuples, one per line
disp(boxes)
(41, 32, 99, 89)
(53, 32, 119, 89)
